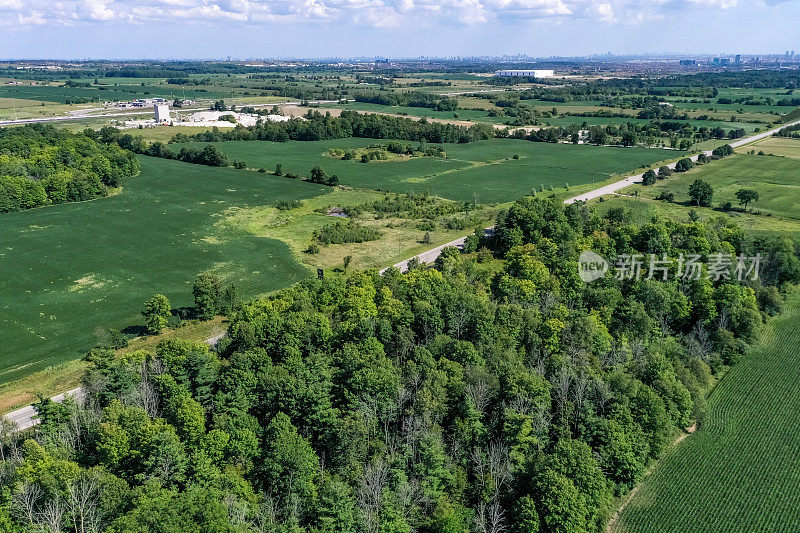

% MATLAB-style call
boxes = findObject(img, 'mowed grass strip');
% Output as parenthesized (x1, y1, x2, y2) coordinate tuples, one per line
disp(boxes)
(0, 156, 327, 382)
(614, 292, 800, 533)
(625, 153, 800, 220)
(174, 138, 676, 203)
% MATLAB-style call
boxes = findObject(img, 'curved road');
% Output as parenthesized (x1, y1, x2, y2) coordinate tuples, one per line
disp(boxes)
(5, 118, 798, 426)
(384, 119, 800, 272)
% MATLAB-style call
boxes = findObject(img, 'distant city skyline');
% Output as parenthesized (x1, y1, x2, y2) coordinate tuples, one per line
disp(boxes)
(0, 0, 798, 59)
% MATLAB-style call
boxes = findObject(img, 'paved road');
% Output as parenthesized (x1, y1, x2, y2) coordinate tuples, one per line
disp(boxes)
(379, 228, 494, 274)
(384, 119, 800, 271)
(564, 120, 800, 204)
(3, 388, 84, 432)
(2, 331, 227, 431)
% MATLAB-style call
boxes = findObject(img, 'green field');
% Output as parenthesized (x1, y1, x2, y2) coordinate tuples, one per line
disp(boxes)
(319, 101, 502, 124)
(0, 157, 327, 382)
(613, 292, 800, 532)
(624, 154, 800, 220)
(175, 138, 677, 203)
(742, 136, 800, 159)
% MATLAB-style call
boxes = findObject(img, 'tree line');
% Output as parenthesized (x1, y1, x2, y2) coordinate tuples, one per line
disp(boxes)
(0, 125, 140, 213)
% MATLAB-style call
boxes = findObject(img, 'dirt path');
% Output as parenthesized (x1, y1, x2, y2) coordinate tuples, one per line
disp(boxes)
(605, 424, 697, 533)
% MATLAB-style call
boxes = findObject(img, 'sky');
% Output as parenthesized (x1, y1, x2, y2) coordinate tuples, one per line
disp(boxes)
(0, 0, 798, 59)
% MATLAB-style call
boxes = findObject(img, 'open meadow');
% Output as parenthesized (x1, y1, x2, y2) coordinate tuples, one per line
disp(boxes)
(0, 156, 327, 382)
(741, 136, 800, 158)
(622, 153, 800, 220)
(613, 292, 800, 532)
(174, 138, 677, 203)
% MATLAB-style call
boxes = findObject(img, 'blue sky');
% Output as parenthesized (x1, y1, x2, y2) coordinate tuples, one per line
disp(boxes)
(0, 0, 798, 59)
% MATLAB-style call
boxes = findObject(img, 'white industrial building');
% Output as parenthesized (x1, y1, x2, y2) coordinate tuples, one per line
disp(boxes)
(154, 104, 171, 123)
(494, 69, 554, 78)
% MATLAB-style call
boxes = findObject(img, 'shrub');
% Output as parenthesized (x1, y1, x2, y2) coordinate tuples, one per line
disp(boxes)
(314, 221, 381, 244)
(675, 158, 694, 172)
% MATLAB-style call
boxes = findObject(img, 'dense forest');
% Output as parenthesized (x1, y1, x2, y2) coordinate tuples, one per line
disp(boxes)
(0, 125, 140, 213)
(1, 197, 798, 532)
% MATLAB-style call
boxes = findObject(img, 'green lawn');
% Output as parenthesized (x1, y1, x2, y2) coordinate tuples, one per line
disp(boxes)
(613, 291, 800, 532)
(0, 157, 327, 382)
(174, 138, 677, 203)
(623, 153, 800, 220)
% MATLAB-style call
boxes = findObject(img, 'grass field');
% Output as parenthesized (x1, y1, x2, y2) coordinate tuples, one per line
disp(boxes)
(622, 153, 800, 221)
(613, 291, 800, 533)
(174, 138, 677, 203)
(741, 136, 800, 159)
(0, 157, 327, 382)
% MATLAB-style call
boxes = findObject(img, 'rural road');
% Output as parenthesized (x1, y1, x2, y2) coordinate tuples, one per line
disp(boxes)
(385, 119, 800, 272)
(0, 99, 341, 127)
(379, 228, 495, 274)
(2, 331, 227, 431)
(5, 116, 797, 426)
(564, 119, 800, 204)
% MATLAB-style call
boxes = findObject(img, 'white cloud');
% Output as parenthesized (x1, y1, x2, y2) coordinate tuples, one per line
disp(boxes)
(0, 0, 783, 28)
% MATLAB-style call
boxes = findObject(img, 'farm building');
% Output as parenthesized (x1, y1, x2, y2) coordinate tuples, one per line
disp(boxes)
(154, 104, 171, 123)
(494, 69, 554, 78)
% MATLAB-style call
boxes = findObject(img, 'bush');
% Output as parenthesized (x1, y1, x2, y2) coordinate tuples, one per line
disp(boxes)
(675, 158, 694, 172)
(657, 191, 675, 202)
(642, 169, 657, 186)
(712, 144, 734, 158)
(657, 165, 672, 179)
(314, 221, 381, 244)
(276, 199, 303, 210)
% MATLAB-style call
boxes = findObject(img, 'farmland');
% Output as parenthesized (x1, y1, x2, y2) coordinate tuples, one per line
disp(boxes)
(613, 292, 800, 533)
(741, 136, 800, 158)
(623, 153, 800, 220)
(0, 156, 327, 382)
(174, 138, 677, 203)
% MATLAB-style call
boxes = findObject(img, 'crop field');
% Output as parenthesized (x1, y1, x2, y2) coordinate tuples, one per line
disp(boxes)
(626, 154, 800, 220)
(319, 101, 503, 124)
(742, 136, 800, 158)
(0, 157, 327, 382)
(174, 138, 676, 203)
(0, 83, 238, 104)
(613, 292, 800, 533)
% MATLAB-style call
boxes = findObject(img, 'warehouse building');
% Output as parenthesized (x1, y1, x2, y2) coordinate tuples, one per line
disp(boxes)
(494, 69, 554, 78)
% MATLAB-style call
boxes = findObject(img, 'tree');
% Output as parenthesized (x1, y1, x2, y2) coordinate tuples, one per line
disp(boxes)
(675, 158, 694, 172)
(657, 165, 672, 179)
(310, 165, 326, 184)
(641, 169, 657, 186)
(343, 255, 353, 269)
(142, 294, 171, 334)
(193, 273, 222, 320)
(736, 188, 759, 210)
(688, 179, 713, 207)
(258, 412, 319, 503)
(422, 232, 432, 244)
